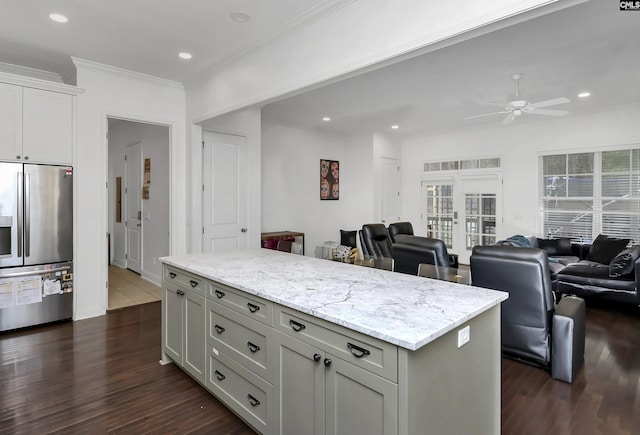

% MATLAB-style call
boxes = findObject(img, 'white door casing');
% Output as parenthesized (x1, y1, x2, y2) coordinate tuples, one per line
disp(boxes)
(202, 132, 247, 253)
(380, 157, 400, 224)
(125, 142, 142, 273)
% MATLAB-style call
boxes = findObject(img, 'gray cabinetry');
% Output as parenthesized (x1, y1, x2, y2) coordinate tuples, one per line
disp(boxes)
(275, 311, 398, 435)
(162, 267, 205, 383)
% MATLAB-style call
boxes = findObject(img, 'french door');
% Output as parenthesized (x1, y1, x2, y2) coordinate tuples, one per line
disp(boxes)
(421, 173, 502, 264)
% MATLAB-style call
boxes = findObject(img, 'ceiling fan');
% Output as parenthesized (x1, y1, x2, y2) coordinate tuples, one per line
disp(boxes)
(465, 73, 570, 125)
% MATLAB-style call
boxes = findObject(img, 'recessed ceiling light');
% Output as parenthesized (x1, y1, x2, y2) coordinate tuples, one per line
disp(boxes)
(231, 12, 250, 22)
(391, 125, 400, 130)
(578, 92, 591, 98)
(322, 117, 331, 122)
(178, 52, 193, 60)
(49, 13, 68, 23)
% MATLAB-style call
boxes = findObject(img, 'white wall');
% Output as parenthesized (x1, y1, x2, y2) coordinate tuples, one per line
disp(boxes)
(73, 58, 186, 320)
(107, 119, 170, 283)
(400, 106, 640, 241)
(261, 122, 375, 253)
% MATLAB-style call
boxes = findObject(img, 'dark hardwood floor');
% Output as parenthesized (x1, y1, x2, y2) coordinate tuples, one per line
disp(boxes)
(1, 300, 639, 434)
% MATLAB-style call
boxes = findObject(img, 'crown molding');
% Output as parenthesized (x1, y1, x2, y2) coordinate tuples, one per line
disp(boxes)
(72, 57, 184, 90)
(0, 70, 83, 95)
(0, 62, 65, 83)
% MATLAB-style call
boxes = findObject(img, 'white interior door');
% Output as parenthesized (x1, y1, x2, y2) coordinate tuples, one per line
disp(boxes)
(202, 132, 247, 253)
(125, 142, 142, 274)
(380, 157, 400, 224)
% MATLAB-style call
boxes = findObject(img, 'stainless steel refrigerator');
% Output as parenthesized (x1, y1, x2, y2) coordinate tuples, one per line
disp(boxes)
(0, 162, 73, 331)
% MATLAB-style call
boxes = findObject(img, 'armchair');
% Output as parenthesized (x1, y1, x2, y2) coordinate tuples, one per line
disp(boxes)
(470, 245, 585, 383)
(360, 224, 393, 259)
(392, 235, 452, 275)
(388, 221, 414, 243)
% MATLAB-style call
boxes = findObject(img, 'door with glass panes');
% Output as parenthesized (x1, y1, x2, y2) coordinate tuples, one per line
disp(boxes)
(422, 173, 502, 264)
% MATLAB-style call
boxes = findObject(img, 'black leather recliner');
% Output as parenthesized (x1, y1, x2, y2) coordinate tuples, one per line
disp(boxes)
(392, 235, 452, 275)
(388, 222, 414, 243)
(470, 245, 586, 383)
(360, 224, 393, 259)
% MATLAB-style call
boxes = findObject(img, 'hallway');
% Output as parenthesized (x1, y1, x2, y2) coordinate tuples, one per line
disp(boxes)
(108, 266, 160, 310)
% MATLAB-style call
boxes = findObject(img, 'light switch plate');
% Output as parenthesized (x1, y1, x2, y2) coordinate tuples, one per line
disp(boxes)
(457, 325, 470, 348)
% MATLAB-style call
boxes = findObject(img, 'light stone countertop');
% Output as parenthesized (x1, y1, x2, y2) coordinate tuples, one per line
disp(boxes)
(160, 249, 508, 351)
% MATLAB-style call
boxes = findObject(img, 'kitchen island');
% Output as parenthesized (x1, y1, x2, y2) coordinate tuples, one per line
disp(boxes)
(160, 249, 508, 435)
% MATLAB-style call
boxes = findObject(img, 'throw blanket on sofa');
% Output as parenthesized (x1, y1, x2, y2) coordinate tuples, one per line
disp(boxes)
(502, 235, 534, 248)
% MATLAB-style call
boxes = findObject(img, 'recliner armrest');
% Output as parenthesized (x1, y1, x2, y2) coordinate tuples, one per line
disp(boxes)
(551, 296, 586, 383)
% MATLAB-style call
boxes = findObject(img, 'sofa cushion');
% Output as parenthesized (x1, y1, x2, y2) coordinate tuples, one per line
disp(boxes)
(558, 261, 636, 292)
(586, 234, 629, 265)
(537, 238, 573, 256)
(609, 245, 640, 278)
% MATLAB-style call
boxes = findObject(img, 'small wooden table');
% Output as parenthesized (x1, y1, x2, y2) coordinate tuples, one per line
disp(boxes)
(261, 231, 305, 255)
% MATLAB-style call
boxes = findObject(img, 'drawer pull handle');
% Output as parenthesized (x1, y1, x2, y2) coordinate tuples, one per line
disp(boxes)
(347, 342, 371, 358)
(214, 325, 225, 334)
(313, 353, 321, 362)
(214, 370, 226, 381)
(247, 342, 260, 353)
(169, 272, 176, 279)
(214, 290, 225, 299)
(247, 394, 260, 407)
(190, 280, 198, 288)
(289, 319, 306, 332)
(324, 358, 332, 367)
(247, 302, 260, 313)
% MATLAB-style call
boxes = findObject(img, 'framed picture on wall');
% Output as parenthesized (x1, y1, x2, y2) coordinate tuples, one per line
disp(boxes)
(320, 159, 339, 200)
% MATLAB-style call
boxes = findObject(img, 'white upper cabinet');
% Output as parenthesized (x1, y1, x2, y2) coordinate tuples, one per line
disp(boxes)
(22, 87, 73, 164)
(0, 82, 23, 161)
(0, 74, 79, 165)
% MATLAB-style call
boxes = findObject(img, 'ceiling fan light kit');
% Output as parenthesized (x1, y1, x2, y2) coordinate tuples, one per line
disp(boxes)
(466, 73, 570, 124)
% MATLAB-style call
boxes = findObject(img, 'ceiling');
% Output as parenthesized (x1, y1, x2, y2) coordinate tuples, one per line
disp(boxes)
(1, 1, 638, 136)
(0, 0, 345, 82)
(262, 0, 640, 136)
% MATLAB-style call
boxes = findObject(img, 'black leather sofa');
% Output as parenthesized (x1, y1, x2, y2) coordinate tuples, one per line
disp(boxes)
(471, 245, 586, 383)
(556, 235, 640, 305)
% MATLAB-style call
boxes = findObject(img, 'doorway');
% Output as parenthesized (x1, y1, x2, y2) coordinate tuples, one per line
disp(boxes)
(380, 157, 400, 225)
(421, 172, 502, 264)
(107, 118, 170, 309)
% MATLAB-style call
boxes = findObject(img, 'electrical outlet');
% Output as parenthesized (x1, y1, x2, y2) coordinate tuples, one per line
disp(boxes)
(457, 325, 470, 348)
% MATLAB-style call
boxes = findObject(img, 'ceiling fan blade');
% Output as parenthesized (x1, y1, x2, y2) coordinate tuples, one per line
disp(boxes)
(529, 97, 570, 109)
(464, 110, 510, 120)
(501, 113, 514, 125)
(527, 108, 568, 117)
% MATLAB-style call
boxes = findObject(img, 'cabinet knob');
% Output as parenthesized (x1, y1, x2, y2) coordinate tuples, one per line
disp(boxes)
(241, 228, 247, 233)
(323, 358, 332, 367)
(16, 155, 21, 160)
(313, 353, 321, 362)
(24, 156, 29, 160)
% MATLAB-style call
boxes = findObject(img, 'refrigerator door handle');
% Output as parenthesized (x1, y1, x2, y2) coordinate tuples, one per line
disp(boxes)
(24, 172, 30, 257)
(0, 266, 70, 278)
(17, 172, 23, 258)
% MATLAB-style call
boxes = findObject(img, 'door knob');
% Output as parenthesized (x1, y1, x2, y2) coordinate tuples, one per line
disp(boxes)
(241, 228, 247, 233)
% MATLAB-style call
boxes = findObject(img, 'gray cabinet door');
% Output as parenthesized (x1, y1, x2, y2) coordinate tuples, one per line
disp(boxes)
(183, 291, 205, 382)
(162, 285, 183, 364)
(276, 332, 325, 435)
(325, 354, 398, 435)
